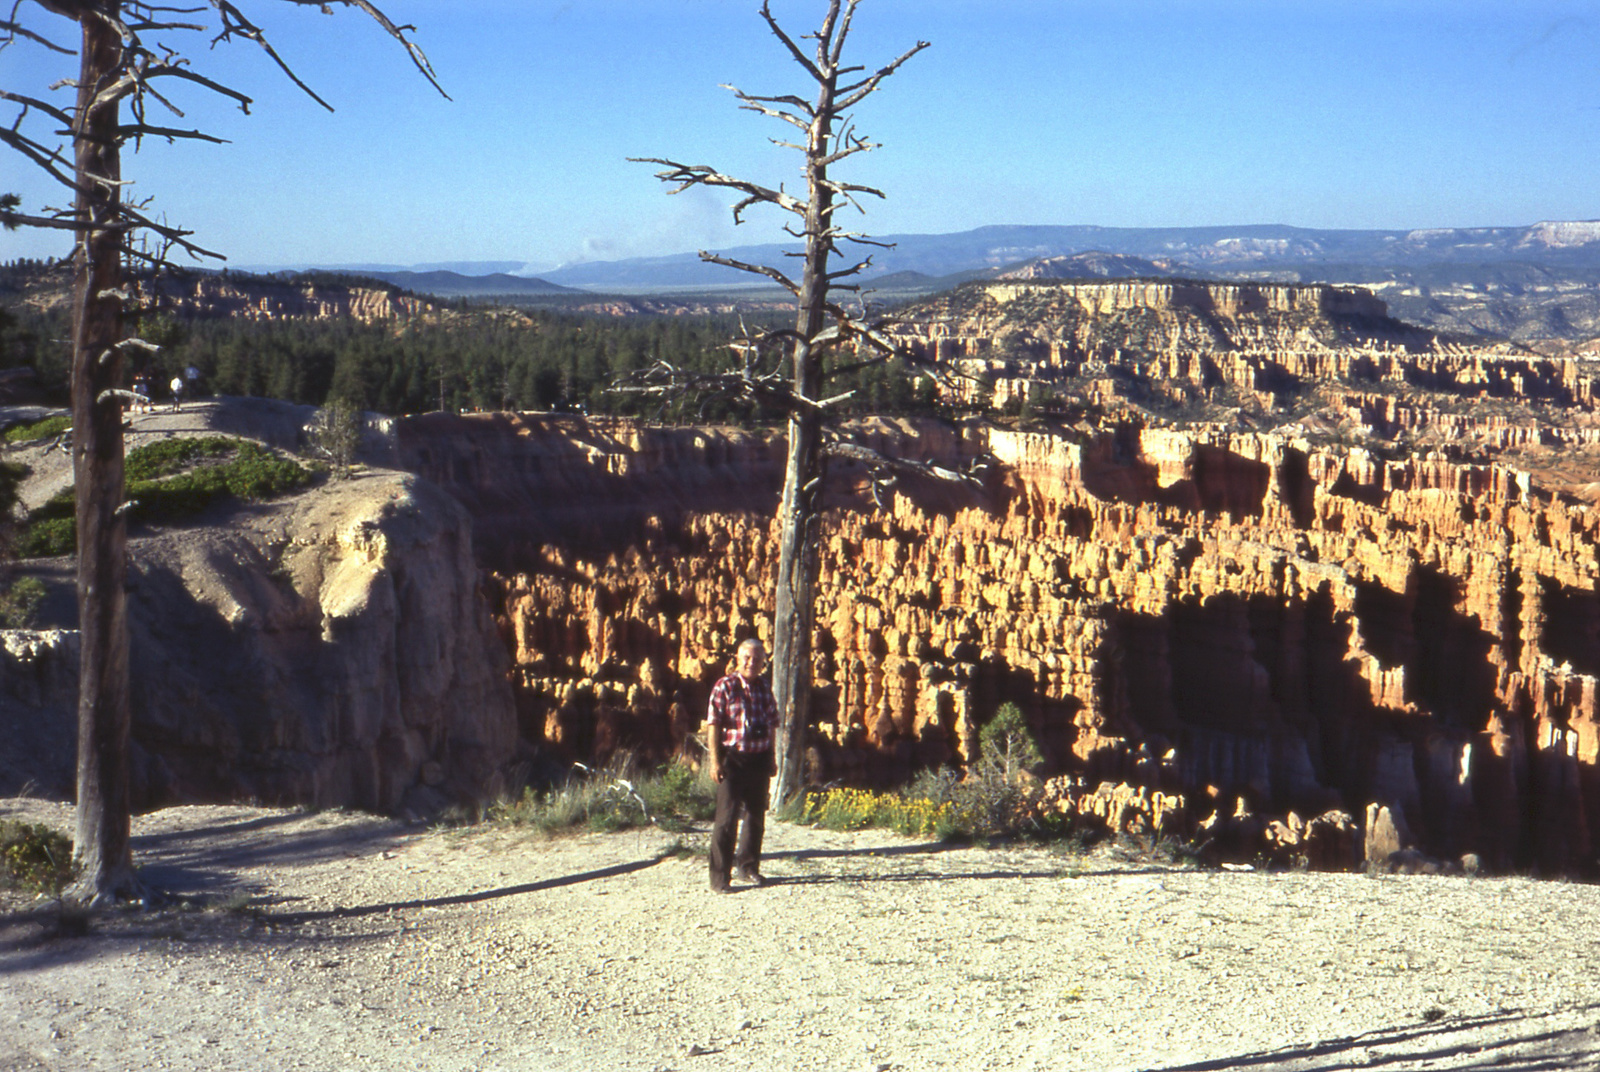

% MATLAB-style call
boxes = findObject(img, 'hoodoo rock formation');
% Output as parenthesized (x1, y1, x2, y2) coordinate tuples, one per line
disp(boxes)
(396, 405, 1600, 875)
(378, 281, 1600, 873)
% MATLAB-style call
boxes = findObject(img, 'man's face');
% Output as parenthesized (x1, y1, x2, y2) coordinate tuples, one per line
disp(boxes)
(737, 644, 766, 677)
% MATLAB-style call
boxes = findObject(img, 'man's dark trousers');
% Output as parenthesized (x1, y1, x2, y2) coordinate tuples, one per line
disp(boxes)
(710, 750, 771, 886)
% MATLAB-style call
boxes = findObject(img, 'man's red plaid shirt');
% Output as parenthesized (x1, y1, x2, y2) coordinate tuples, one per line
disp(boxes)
(708, 672, 778, 754)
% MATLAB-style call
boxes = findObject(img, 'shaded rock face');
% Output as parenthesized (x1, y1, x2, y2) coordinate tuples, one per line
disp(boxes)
(0, 473, 517, 815)
(402, 412, 1600, 874)
(0, 631, 80, 798)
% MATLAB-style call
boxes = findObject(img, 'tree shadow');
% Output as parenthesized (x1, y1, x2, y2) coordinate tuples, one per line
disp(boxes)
(260, 852, 672, 926)
(1145, 1004, 1600, 1072)
(127, 812, 417, 896)
(0, 850, 673, 972)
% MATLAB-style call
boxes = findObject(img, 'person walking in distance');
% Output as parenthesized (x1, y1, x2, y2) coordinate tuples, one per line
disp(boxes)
(707, 638, 778, 892)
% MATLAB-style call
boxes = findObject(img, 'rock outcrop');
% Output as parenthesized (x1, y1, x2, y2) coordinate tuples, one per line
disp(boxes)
(0, 471, 518, 815)
(143, 273, 439, 323)
(886, 280, 1600, 419)
(397, 410, 1600, 874)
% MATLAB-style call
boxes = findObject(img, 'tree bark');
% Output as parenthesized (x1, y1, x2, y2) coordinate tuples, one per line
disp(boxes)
(770, 60, 840, 806)
(68, 3, 138, 906)
(770, 406, 822, 804)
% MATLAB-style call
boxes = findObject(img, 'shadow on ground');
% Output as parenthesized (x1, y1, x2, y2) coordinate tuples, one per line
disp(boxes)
(1148, 1004, 1600, 1072)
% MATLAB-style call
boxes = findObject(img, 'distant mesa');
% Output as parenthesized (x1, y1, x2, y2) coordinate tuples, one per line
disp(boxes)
(358, 269, 577, 298)
(997, 250, 1186, 280)
(531, 219, 1600, 294)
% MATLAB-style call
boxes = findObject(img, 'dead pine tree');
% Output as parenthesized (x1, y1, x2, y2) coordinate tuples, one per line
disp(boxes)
(627, 1, 983, 804)
(0, 1, 445, 906)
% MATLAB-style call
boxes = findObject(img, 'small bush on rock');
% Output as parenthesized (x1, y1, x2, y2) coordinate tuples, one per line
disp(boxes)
(3, 415, 70, 444)
(0, 821, 76, 897)
(307, 398, 362, 479)
(0, 575, 47, 627)
(17, 437, 315, 557)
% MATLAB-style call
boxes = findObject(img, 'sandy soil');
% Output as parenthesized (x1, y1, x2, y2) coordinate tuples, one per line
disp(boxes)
(4, 798, 1600, 1072)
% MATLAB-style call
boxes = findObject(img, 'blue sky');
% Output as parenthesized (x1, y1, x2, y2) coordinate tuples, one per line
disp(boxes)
(2, 1, 1598, 271)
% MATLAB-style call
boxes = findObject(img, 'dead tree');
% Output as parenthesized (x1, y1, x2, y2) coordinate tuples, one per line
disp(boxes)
(629, 1, 987, 804)
(1, 1, 443, 906)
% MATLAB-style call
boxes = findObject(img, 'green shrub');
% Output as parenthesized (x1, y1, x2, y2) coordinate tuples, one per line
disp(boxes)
(307, 398, 362, 479)
(0, 821, 76, 896)
(17, 437, 316, 557)
(124, 436, 235, 481)
(0, 576, 47, 627)
(638, 759, 716, 823)
(792, 730, 1062, 845)
(18, 516, 74, 558)
(3, 415, 70, 444)
(495, 758, 715, 836)
(979, 702, 1042, 780)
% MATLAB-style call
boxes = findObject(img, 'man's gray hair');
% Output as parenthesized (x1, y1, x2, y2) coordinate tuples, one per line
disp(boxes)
(737, 637, 766, 655)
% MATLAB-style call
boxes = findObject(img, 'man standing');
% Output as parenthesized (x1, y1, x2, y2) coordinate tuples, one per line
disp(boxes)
(707, 637, 778, 892)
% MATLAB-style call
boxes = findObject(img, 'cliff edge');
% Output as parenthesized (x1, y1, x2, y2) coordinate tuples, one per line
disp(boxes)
(0, 416, 517, 816)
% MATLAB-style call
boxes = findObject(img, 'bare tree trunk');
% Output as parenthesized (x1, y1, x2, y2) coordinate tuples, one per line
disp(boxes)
(771, 67, 840, 805)
(770, 406, 822, 804)
(629, 1, 926, 804)
(68, 4, 138, 906)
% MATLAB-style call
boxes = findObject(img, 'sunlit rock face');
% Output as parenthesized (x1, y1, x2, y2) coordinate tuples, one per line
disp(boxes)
(885, 280, 1600, 414)
(400, 411, 1600, 874)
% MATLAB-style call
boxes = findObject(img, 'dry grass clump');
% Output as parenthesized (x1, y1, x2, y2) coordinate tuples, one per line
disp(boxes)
(494, 757, 716, 836)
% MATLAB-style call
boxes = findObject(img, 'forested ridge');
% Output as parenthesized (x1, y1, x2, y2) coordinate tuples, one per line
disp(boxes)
(0, 260, 934, 421)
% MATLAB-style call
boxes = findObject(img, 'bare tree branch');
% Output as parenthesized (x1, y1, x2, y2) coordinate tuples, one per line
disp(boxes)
(758, 0, 825, 83)
(1, 88, 74, 126)
(824, 436, 992, 510)
(837, 40, 929, 109)
(118, 122, 229, 144)
(0, 205, 82, 230)
(629, 157, 808, 220)
(0, 17, 74, 53)
(206, 0, 449, 109)
(700, 252, 800, 295)
(824, 437, 989, 488)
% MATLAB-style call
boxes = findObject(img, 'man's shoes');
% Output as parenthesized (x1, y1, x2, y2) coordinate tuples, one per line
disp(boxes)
(710, 877, 732, 894)
(737, 868, 767, 887)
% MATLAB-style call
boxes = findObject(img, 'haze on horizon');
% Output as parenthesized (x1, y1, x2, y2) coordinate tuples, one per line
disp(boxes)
(2, 0, 1596, 273)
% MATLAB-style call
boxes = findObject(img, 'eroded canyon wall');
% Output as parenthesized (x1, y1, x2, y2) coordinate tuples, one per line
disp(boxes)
(0, 472, 519, 816)
(888, 280, 1600, 415)
(399, 412, 1600, 874)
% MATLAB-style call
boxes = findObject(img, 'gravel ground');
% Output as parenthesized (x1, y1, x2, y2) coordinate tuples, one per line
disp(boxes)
(3, 798, 1600, 1072)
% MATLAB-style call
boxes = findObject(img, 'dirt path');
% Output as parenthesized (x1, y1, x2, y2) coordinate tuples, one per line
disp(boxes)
(3, 798, 1600, 1072)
